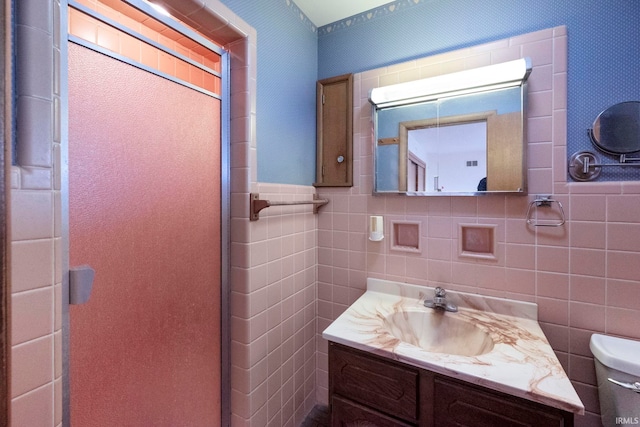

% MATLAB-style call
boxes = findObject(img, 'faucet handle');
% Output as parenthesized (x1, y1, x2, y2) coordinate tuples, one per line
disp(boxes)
(434, 287, 446, 297)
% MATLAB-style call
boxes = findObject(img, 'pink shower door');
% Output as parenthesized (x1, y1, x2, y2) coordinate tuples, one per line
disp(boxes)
(68, 43, 221, 426)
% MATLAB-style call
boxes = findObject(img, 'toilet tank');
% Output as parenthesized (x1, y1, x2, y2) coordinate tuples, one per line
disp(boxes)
(590, 334, 640, 427)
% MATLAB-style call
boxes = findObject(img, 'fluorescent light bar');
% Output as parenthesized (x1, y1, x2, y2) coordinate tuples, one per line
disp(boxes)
(370, 57, 532, 109)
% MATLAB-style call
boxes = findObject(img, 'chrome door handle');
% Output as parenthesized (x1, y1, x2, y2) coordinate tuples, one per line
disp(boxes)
(608, 378, 640, 393)
(69, 265, 95, 305)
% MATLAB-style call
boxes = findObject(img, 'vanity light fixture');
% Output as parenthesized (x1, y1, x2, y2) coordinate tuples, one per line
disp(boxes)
(369, 57, 532, 109)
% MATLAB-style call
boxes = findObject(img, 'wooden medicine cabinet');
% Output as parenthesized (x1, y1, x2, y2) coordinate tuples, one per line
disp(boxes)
(314, 74, 353, 187)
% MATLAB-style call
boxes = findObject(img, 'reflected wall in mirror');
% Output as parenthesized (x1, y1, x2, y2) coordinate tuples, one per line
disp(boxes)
(405, 115, 488, 193)
(371, 58, 532, 196)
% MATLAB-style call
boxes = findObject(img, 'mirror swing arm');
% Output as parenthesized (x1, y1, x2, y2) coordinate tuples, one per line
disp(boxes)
(568, 149, 640, 182)
(568, 101, 640, 182)
(370, 57, 532, 196)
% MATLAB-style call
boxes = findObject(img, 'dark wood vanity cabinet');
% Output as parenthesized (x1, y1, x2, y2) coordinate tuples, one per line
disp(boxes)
(332, 396, 415, 427)
(430, 373, 574, 427)
(329, 342, 574, 427)
(330, 340, 419, 424)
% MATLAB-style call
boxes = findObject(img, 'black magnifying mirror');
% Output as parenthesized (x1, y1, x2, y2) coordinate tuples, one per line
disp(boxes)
(589, 101, 640, 155)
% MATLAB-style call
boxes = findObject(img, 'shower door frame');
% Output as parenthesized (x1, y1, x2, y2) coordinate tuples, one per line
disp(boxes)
(0, 0, 8, 424)
(59, 1, 231, 425)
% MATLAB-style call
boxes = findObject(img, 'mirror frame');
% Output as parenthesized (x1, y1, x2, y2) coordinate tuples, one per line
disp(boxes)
(370, 58, 532, 196)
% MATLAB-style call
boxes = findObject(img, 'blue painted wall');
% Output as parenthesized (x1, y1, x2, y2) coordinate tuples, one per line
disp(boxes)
(219, 0, 318, 185)
(318, 0, 640, 182)
(221, 0, 640, 184)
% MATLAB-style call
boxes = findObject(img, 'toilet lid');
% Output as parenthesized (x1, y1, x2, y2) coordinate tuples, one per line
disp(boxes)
(590, 334, 640, 377)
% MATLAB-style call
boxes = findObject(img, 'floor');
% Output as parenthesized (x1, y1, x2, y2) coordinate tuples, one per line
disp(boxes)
(300, 405, 330, 427)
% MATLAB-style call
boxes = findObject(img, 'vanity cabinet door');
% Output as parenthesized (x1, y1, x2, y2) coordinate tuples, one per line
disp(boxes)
(332, 396, 415, 427)
(329, 343, 418, 424)
(431, 376, 573, 427)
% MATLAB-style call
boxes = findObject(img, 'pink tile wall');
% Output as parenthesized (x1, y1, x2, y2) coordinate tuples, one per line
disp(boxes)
(11, 0, 63, 425)
(190, 2, 318, 427)
(316, 26, 640, 427)
(219, 5, 318, 423)
(230, 184, 318, 427)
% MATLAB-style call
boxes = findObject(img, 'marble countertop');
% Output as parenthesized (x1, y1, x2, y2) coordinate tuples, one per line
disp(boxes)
(322, 278, 585, 414)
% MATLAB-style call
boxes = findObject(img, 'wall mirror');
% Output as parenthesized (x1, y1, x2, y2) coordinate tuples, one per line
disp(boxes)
(370, 58, 532, 195)
(589, 101, 640, 155)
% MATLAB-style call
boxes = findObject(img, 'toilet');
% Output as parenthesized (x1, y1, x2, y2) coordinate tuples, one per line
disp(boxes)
(590, 334, 640, 427)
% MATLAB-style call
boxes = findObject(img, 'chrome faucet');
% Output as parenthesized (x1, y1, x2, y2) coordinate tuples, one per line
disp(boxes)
(424, 287, 458, 312)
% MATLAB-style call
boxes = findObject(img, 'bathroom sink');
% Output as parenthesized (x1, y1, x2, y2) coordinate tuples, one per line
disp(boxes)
(382, 309, 495, 356)
(323, 279, 585, 415)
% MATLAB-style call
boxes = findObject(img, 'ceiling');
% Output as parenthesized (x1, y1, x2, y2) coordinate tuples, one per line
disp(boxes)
(294, 0, 395, 27)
